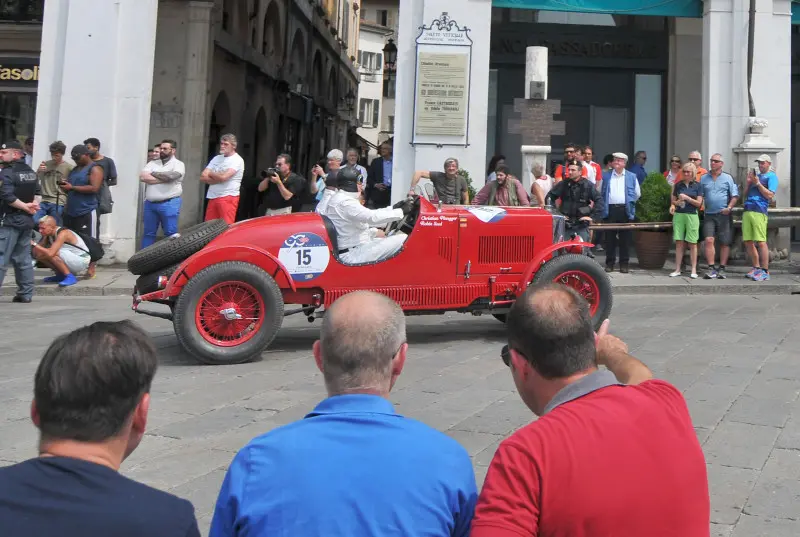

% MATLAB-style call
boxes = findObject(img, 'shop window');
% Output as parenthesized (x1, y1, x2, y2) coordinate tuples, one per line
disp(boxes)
(0, 93, 36, 144)
(0, 0, 44, 22)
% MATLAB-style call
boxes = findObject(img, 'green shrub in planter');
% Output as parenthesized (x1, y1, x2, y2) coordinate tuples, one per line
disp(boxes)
(636, 172, 672, 223)
(458, 168, 477, 201)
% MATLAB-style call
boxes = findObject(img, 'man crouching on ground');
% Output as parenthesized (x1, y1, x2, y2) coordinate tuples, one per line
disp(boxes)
(31, 215, 91, 287)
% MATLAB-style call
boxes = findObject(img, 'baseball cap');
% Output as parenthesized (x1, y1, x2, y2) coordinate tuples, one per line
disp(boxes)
(0, 140, 23, 150)
(71, 144, 90, 160)
(755, 154, 772, 163)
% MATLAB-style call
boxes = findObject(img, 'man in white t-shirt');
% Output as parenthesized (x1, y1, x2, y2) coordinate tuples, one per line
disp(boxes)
(139, 139, 186, 248)
(201, 133, 245, 224)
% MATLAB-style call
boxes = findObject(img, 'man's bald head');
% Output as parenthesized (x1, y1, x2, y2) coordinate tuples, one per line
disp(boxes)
(507, 284, 596, 379)
(319, 291, 406, 394)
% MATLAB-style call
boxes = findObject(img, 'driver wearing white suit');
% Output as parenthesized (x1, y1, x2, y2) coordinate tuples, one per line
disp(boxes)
(321, 167, 413, 264)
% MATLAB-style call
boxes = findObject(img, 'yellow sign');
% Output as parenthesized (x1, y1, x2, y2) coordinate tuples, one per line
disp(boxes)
(0, 65, 39, 82)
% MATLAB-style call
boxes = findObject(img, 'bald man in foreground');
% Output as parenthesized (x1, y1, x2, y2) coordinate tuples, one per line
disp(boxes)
(210, 291, 477, 537)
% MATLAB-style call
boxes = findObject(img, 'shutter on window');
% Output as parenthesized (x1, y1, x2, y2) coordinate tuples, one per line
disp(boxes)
(372, 100, 380, 128)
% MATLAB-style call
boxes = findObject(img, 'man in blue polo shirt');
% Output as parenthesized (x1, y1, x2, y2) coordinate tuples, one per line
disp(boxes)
(700, 153, 739, 279)
(210, 291, 477, 537)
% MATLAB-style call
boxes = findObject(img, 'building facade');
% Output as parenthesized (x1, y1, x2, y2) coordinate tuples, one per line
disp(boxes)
(2, 0, 359, 263)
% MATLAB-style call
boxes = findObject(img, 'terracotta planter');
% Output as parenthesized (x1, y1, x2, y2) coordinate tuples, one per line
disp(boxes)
(633, 229, 671, 270)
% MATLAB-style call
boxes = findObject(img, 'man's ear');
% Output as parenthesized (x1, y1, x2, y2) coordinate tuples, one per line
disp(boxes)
(312, 340, 324, 374)
(510, 349, 530, 379)
(31, 399, 40, 428)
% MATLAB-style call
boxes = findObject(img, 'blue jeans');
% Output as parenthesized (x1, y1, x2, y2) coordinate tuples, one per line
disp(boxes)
(34, 202, 64, 225)
(0, 226, 34, 300)
(142, 197, 182, 248)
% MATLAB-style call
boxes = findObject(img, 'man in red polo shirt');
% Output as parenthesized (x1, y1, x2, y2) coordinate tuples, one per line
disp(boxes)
(471, 284, 709, 537)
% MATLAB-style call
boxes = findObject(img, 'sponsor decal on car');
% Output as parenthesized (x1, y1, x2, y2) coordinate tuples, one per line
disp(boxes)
(278, 232, 331, 281)
(466, 206, 507, 223)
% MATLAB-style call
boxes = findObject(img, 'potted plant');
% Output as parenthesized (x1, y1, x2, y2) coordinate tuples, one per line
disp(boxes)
(632, 171, 673, 269)
(459, 168, 476, 201)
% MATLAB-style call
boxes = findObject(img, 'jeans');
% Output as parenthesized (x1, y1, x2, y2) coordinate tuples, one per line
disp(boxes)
(0, 226, 34, 300)
(33, 202, 64, 225)
(142, 197, 182, 248)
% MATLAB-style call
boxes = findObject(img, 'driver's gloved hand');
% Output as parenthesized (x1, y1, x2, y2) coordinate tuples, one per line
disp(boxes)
(401, 200, 415, 215)
(392, 200, 406, 210)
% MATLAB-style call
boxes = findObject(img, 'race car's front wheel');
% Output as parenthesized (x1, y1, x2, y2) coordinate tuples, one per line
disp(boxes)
(173, 261, 284, 365)
(532, 254, 612, 330)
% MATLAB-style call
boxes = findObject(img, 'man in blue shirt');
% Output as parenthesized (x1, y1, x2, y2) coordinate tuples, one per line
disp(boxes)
(699, 153, 739, 279)
(210, 291, 478, 537)
(743, 154, 778, 281)
(366, 142, 393, 208)
(627, 151, 647, 184)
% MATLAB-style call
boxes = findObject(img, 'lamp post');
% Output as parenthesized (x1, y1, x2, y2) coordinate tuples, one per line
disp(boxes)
(383, 38, 397, 80)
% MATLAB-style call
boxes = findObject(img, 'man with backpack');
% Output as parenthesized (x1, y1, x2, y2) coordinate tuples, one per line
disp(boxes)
(31, 216, 99, 287)
(471, 166, 530, 207)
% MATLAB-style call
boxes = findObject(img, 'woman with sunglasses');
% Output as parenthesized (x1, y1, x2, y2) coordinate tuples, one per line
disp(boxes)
(669, 162, 704, 279)
(663, 155, 681, 185)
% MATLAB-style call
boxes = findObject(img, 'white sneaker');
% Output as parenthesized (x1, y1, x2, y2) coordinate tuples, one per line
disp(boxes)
(690, 273, 698, 279)
(669, 271, 681, 277)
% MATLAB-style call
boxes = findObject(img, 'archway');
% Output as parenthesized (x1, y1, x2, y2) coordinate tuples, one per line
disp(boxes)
(328, 66, 338, 106)
(263, 1, 283, 59)
(238, 107, 269, 220)
(312, 51, 324, 98)
(288, 30, 306, 83)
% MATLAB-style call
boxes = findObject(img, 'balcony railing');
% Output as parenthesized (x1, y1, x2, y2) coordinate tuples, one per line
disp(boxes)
(0, 0, 44, 23)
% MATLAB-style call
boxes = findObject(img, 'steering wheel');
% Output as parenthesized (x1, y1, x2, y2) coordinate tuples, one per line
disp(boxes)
(386, 195, 420, 237)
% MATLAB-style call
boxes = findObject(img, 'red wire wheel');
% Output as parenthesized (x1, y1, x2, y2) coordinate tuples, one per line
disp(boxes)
(552, 270, 600, 316)
(195, 281, 265, 346)
(173, 262, 284, 365)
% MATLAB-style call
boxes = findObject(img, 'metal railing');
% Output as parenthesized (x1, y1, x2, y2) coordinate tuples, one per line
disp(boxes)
(588, 207, 800, 231)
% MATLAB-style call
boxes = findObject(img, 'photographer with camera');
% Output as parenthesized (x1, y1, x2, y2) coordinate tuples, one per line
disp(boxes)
(257, 154, 306, 216)
(545, 160, 603, 245)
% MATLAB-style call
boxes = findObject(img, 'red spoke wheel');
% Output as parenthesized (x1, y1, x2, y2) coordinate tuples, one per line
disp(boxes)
(173, 262, 284, 365)
(195, 281, 265, 347)
(552, 270, 600, 316)
(531, 253, 612, 329)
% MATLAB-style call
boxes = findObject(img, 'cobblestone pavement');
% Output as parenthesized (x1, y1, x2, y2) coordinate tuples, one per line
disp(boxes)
(1, 295, 800, 536)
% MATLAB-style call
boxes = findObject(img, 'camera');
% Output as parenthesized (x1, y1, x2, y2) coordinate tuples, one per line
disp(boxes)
(260, 168, 278, 179)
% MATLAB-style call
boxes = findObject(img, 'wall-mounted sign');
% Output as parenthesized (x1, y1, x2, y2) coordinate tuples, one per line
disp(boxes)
(0, 57, 40, 88)
(412, 12, 473, 147)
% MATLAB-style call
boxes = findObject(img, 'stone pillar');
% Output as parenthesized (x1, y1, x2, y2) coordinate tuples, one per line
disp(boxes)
(666, 18, 702, 160)
(179, 1, 214, 227)
(33, 0, 159, 263)
(524, 47, 547, 100)
(392, 0, 493, 203)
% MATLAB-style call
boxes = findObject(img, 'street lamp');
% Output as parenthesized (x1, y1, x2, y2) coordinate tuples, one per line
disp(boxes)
(383, 38, 397, 79)
(342, 88, 356, 111)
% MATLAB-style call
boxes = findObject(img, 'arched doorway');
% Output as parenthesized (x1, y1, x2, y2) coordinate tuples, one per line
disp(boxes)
(239, 107, 269, 220)
(263, 1, 283, 59)
(205, 92, 232, 215)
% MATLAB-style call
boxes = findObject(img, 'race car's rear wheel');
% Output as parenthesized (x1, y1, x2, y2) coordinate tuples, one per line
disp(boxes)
(533, 254, 612, 329)
(173, 261, 284, 365)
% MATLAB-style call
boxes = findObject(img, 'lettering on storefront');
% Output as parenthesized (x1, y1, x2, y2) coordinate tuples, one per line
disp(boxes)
(0, 58, 40, 88)
(491, 37, 659, 60)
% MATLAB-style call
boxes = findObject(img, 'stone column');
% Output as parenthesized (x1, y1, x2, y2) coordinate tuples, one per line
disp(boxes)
(33, 0, 159, 263)
(180, 1, 214, 227)
(392, 0, 493, 203)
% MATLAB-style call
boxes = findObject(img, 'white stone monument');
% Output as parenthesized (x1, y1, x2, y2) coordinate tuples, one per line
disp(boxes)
(520, 47, 551, 193)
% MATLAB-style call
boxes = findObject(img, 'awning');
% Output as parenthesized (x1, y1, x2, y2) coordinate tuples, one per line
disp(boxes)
(491, 0, 702, 18)
(794, 0, 800, 25)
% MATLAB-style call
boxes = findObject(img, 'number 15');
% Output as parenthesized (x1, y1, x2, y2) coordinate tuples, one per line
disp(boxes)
(296, 249, 311, 266)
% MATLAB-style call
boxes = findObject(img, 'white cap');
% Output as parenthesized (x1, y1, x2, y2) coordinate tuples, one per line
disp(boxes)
(755, 154, 771, 163)
(612, 152, 628, 161)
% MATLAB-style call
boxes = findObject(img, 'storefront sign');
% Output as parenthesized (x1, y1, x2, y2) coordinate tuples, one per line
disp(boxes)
(412, 12, 473, 147)
(0, 57, 40, 88)
(415, 52, 469, 137)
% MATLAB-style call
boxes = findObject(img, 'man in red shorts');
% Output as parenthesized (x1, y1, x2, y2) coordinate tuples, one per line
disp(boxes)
(201, 134, 244, 224)
(471, 284, 710, 537)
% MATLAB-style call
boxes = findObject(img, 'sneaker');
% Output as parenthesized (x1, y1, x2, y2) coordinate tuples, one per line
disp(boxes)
(717, 267, 727, 279)
(704, 268, 718, 279)
(58, 273, 79, 287)
(605, 265, 614, 273)
(669, 271, 681, 277)
(596, 244, 604, 252)
(43, 274, 66, 284)
(12, 295, 31, 303)
(690, 273, 698, 279)
(746, 267, 758, 280)
(753, 270, 770, 282)
(619, 263, 629, 274)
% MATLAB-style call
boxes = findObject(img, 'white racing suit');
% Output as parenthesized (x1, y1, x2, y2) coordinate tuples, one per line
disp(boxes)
(320, 190, 407, 264)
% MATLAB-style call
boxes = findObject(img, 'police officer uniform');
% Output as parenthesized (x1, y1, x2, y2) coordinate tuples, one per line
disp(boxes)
(0, 140, 41, 303)
(545, 176, 604, 242)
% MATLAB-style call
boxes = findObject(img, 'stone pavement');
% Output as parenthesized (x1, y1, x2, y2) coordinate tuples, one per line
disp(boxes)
(2, 295, 800, 536)
(4, 261, 800, 297)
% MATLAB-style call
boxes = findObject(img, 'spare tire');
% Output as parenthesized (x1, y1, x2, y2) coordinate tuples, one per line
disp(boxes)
(127, 219, 228, 275)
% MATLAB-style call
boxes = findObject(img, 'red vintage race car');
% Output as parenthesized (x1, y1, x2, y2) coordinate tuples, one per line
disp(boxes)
(129, 196, 612, 365)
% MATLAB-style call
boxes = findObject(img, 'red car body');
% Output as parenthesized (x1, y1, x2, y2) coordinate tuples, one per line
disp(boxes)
(133, 198, 612, 364)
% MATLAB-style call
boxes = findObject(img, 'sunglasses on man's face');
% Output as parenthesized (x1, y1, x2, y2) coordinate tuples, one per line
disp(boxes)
(689, 158, 701, 162)
(501, 345, 511, 367)
(710, 159, 722, 163)
(671, 160, 681, 164)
